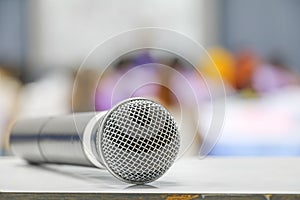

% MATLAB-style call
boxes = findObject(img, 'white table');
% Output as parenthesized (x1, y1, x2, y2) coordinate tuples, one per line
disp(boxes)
(1, 156, 300, 199)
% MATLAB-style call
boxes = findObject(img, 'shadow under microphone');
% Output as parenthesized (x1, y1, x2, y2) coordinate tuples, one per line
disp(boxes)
(9, 98, 180, 184)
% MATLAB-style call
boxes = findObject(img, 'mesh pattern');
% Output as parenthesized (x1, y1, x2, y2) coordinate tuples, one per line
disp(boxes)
(98, 99, 180, 184)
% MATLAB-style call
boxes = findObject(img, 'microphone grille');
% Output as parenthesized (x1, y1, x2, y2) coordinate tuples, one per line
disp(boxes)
(97, 98, 180, 184)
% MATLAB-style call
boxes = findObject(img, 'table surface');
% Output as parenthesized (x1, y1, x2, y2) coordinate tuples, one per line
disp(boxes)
(1, 156, 300, 199)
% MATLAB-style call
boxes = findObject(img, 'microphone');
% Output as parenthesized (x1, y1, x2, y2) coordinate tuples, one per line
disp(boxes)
(9, 98, 180, 184)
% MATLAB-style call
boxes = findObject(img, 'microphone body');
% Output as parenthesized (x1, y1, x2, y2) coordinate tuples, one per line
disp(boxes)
(10, 112, 105, 168)
(10, 98, 180, 184)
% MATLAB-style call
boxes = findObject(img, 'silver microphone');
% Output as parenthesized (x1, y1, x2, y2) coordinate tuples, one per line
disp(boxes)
(9, 98, 180, 184)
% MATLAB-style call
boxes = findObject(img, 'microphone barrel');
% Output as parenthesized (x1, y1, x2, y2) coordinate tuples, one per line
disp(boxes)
(10, 113, 103, 167)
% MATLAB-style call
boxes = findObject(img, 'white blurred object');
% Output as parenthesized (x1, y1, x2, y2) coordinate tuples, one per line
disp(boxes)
(28, 0, 219, 69)
(201, 86, 300, 156)
(18, 71, 72, 119)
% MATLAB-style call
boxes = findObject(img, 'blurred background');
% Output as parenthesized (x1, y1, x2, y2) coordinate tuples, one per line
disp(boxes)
(1, 0, 300, 157)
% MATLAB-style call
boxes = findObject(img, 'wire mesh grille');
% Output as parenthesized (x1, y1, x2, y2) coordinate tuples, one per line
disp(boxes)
(98, 99, 180, 184)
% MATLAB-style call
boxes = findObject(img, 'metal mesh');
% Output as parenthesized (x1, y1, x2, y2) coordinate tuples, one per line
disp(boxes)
(98, 99, 180, 184)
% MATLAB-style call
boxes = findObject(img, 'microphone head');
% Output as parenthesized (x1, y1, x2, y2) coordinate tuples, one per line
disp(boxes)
(96, 98, 180, 184)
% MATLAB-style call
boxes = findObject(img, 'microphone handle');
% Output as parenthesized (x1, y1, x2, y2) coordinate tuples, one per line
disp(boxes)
(10, 112, 105, 167)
